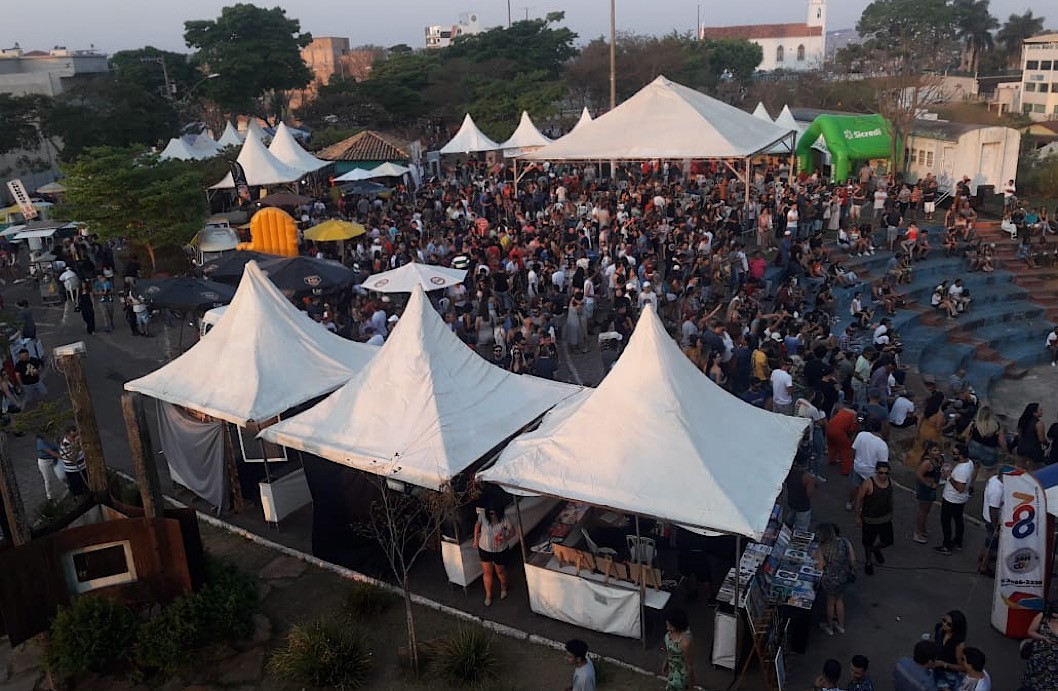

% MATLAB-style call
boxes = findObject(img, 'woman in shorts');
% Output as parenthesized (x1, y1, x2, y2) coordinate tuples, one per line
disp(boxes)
(474, 507, 516, 607)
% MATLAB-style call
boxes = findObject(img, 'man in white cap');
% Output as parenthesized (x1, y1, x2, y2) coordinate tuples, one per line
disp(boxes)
(637, 282, 658, 312)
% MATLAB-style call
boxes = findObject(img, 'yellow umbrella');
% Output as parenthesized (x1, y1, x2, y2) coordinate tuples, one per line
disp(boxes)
(304, 219, 366, 242)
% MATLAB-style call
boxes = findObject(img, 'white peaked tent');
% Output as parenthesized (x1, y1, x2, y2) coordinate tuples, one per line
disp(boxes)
(260, 286, 582, 491)
(522, 75, 796, 161)
(269, 122, 328, 173)
(191, 133, 222, 157)
(367, 161, 411, 177)
(363, 262, 466, 293)
(775, 104, 828, 155)
(125, 261, 376, 425)
(752, 101, 773, 122)
(217, 122, 244, 148)
(480, 303, 809, 539)
(159, 138, 210, 161)
(501, 111, 553, 153)
(245, 118, 269, 144)
(335, 162, 411, 182)
(572, 106, 593, 132)
(438, 113, 501, 154)
(209, 133, 306, 189)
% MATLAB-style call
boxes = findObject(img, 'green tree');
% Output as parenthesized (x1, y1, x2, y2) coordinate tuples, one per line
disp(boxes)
(43, 78, 179, 161)
(0, 94, 47, 156)
(564, 33, 761, 109)
(310, 15, 580, 137)
(58, 146, 207, 272)
(952, 0, 999, 73)
(110, 46, 199, 100)
(184, 4, 312, 117)
(856, 0, 958, 169)
(996, 10, 1047, 67)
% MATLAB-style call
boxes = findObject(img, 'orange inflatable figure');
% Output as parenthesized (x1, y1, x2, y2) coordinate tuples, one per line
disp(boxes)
(236, 207, 298, 257)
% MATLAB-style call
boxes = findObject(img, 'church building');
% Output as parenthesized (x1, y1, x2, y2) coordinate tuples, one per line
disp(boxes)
(699, 0, 827, 72)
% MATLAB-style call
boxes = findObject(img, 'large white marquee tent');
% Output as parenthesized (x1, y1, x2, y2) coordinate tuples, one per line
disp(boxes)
(260, 286, 582, 491)
(480, 302, 808, 540)
(521, 76, 796, 162)
(159, 138, 213, 162)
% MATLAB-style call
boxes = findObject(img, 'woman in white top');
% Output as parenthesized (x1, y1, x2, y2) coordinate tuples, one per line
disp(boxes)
(582, 273, 596, 329)
(474, 507, 516, 607)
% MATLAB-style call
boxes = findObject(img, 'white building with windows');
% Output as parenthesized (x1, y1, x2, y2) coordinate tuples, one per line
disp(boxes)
(425, 12, 482, 50)
(699, 0, 827, 72)
(1021, 32, 1058, 121)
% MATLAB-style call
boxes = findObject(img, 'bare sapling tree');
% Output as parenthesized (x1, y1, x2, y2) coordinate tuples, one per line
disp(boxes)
(359, 469, 478, 675)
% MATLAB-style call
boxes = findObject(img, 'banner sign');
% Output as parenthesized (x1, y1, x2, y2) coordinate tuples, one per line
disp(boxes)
(6, 179, 38, 220)
(228, 161, 251, 203)
(992, 469, 1048, 637)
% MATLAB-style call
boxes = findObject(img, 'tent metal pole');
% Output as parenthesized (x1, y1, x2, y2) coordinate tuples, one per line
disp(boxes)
(744, 157, 751, 207)
(636, 514, 647, 649)
(515, 496, 528, 564)
(732, 534, 742, 685)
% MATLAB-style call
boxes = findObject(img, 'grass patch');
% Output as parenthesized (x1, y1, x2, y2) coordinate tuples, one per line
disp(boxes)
(269, 618, 374, 689)
(432, 626, 499, 689)
(344, 581, 397, 621)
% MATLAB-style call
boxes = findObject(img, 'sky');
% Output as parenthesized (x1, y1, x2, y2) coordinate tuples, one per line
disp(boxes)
(0, 0, 1044, 55)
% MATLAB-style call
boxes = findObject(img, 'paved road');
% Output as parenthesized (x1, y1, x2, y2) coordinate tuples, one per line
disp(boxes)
(4, 281, 1028, 690)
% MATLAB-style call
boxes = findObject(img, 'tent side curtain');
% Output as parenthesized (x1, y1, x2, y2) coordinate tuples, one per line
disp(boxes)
(796, 114, 893, 182)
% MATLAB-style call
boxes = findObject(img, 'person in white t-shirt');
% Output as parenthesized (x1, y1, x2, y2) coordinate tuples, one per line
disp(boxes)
(770, 361, 795, 415)
(848, 421, 889, 510)
(564, 639, 596, 691)
(937, 444, 975, 554)
(889, 394, 917, 427)
(1046, 326, 1058, 366)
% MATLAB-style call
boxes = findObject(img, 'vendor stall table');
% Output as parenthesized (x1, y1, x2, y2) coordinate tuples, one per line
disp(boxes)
(521, 501, 674, 639)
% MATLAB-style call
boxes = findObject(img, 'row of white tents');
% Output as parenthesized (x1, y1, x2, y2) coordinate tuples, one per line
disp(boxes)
(126, 257, 806, 539)
(440, 77, 800, 165)
(752, 101, 829, 158)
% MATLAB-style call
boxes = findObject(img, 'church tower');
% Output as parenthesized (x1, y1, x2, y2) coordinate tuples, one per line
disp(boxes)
(807, 0, 826, 30)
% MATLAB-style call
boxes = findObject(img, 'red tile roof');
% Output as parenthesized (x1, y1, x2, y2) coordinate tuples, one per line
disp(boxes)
(699, 23, 823, 40)
(316, 130, 410, 162)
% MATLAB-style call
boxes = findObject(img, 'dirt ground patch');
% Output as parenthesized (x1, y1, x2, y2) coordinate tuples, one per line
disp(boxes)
(205, 525, 654, 690)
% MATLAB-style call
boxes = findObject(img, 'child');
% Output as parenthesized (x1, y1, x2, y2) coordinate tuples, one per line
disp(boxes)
(563, 639, 596, 691)
(847, 654, 874, 691)
(813, 658, 842, 691)
(959, 647, 991, 690)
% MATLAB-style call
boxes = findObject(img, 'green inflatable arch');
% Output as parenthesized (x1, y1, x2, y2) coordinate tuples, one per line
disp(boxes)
(796, 114, 894, 182)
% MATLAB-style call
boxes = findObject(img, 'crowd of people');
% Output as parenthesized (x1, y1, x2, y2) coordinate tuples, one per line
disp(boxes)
(4, 152, 1057, 689)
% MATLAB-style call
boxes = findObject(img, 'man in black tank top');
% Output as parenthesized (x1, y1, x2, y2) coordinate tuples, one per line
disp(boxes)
(855, 461, 894, 575)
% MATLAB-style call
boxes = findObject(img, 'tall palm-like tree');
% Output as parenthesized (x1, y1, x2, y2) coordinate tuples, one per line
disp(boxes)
(952, 0, 999, 73)
(996, 10, 1046, 68)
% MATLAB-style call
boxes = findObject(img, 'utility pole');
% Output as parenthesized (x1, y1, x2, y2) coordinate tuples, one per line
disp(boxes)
(609, 0, 616, 111)
(521, 6, 531, 21)
(609, 0, 617, 182)
(141, 55, 174, 99)
(697, 4, 702, 40)
(507, 0, 512, 27)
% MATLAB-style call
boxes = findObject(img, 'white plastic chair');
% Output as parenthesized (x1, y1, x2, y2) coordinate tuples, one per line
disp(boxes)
(626, 535, 657, 564)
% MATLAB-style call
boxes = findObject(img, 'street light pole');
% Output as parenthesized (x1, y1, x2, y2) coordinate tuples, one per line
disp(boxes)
(507, 0, 512, 27)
